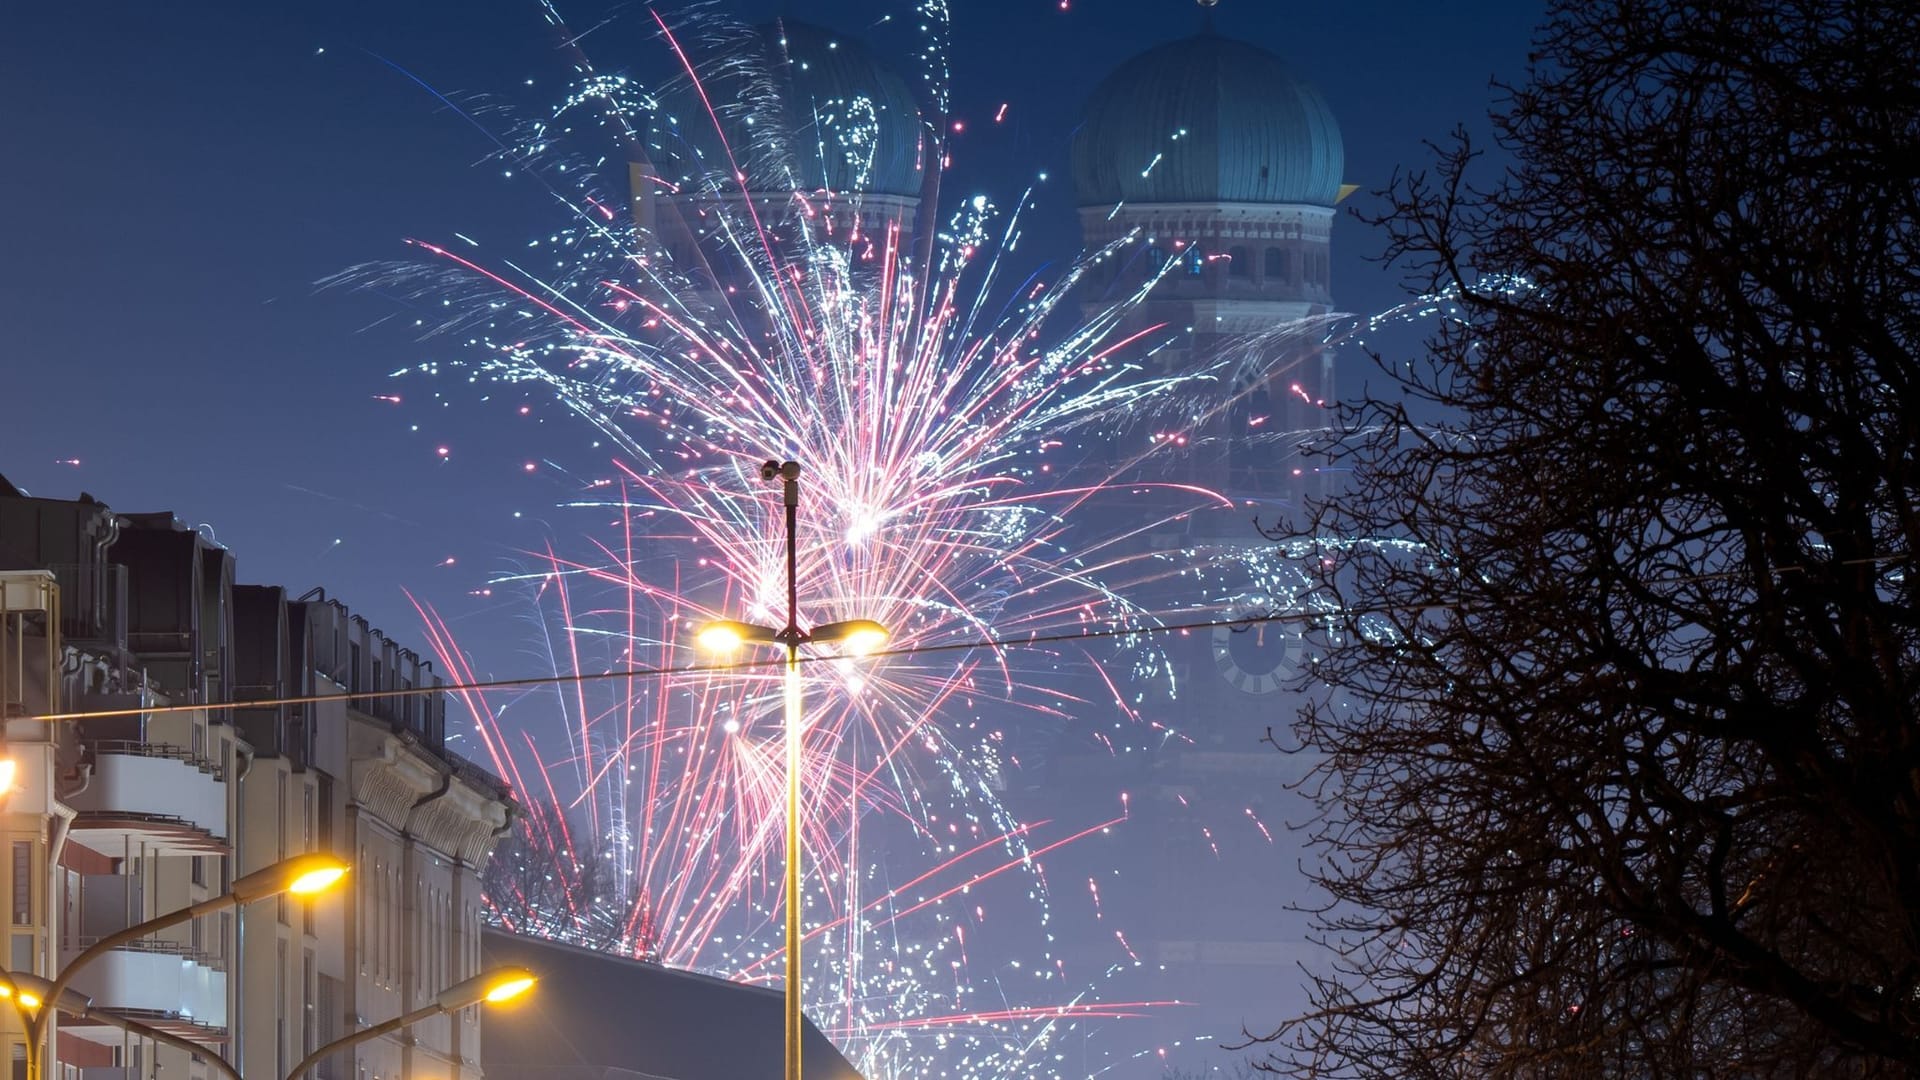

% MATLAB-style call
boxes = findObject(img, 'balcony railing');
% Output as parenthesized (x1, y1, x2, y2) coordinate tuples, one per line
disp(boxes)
(67, 742, 230, 850)
(62, 941, 229, 1030)
(85, 739, 224, 778)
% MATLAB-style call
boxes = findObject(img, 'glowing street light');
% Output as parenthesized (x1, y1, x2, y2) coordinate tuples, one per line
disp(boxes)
(811, 619, 889, 656)
(695, 619, 778, 653)
(1, 972, 243, 1080)
(285, 967, 537, 1080)
(694, 459, 888, 1080)
(20, 852, 349, 1080)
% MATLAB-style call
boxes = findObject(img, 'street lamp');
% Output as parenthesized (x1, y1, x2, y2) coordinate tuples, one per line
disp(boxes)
(21, 852, 349, 1080)
(283, 966, 537, 1080)
(694, 459, 889, 1080)
(2, 973, 243, 1080)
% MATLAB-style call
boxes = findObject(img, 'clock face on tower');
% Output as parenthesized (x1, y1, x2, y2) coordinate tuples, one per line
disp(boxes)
(1211, 618, 1298, 696)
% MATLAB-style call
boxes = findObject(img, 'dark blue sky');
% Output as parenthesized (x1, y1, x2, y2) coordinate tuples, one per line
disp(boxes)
(1, 0, 1541, 666)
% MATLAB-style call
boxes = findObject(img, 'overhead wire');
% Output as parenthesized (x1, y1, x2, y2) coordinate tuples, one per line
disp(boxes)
(28, 609, 1317, 723)
(28, 550, 1906, 723)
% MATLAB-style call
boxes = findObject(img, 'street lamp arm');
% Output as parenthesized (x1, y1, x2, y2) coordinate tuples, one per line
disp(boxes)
(84, 1007, 244, 1080)
(284, 1003, 438, 1080)
(283, 966, 533, 1080)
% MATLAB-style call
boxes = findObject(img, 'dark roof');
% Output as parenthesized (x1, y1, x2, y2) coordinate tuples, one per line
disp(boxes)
(481, 929, 865, 1080)
(1072, 35, 1344, 207)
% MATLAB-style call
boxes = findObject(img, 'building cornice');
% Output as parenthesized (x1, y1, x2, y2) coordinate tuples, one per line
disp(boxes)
(349, 714, 509, 865)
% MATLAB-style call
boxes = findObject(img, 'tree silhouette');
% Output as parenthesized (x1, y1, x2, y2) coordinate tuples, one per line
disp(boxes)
(1260, 0, 1920, 1074)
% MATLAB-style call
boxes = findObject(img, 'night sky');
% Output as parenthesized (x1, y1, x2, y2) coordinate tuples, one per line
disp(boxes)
(2, 0, 1539, 654)
(4, 1, 1542, 1069)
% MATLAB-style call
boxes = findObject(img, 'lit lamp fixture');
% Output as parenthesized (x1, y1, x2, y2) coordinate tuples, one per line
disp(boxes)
(0, 757, 17, 797)
(19, 852, 350, 1080)
(0, 973, 244, 1080)
(285, 967, 537, 1080)
(248, 853, 350, 900)
(694, 459, 889, 1080)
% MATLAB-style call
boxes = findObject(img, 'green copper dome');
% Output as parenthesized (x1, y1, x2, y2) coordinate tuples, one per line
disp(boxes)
(653, 21, 924, 200)
(1071, 35, 1344, 207)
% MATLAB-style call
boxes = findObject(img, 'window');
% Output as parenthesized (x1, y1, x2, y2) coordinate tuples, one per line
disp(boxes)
(356, 846, 368, 970)
(304, 784, 318, 934)
(317, 976, 341, 1080)
(279, 771, 291, 926)
(10, 842, 29, 925)
(192, 855, 205, 887)
(1146, 245, 1168, 271)
(318, 777, 335, 853)
(375, 860, 386, 979)
(277, 939, 289, 1079)
(61, 870, 78, 953)
(1184, 246, 1205, 277)
(304, 950, 317, 1058)
(1228, 245, 1249, 277)
(1264, 247, 1288, 280)
(416, 878, 426, 990)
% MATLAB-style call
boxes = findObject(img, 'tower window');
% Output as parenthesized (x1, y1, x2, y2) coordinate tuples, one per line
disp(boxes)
(1147, 245, 1169, 271)
(1228, 246, 1250, 277)
(1265, 247, 1289, 281)
(1185, 247, 1205, 277)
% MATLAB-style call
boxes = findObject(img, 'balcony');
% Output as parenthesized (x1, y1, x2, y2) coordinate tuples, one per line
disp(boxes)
(61, 939, 229, 1041)
(67, 741, 229, 853)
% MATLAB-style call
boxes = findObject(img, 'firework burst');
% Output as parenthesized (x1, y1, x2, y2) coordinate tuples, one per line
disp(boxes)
(341, 4, 1408, 1076)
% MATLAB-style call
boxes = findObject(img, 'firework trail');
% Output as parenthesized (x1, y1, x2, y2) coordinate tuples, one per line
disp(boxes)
(342, 4, 1428, 1076)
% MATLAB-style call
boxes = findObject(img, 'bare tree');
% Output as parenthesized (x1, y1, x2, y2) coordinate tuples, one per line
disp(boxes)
(483, 801, 657, 959)
(1260, 0, 1920, 1075)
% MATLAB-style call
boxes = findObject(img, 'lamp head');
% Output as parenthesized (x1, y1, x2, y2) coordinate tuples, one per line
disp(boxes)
(695, 619, 778, 653)
(482, 971, 538, 1004)
(0, 758, 17, 797)
(810, 619, 890, 656)
(231, 852, 351, 904)
(433, 967, 538, 1012)
(4, 973, 88, 1016)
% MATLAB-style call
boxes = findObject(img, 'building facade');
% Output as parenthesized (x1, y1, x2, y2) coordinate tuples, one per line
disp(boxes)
(0, 475, 510, 1080)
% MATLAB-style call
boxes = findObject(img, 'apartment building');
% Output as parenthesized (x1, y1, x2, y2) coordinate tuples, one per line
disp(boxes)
(0, 474, 511, 1080)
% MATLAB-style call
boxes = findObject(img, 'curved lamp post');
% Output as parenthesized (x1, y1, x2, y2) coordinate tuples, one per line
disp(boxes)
(22, 851, 349, 1080)
(695, 460, 889, 1080)
(283, 966, 537, 1080)
(3, 973, 242, 1080)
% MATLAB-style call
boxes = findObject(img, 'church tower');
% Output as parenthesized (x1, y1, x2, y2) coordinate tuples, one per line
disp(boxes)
(1071, 24, 1350, 508)
(1053, 14, 1353, 1074)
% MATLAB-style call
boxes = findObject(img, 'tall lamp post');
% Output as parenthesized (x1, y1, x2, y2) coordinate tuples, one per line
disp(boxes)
(3, 973, 244, 1080)
(283, 967, 536, 1080)
(20, 851, 348, 1080)
(696, 460, 889, 1080)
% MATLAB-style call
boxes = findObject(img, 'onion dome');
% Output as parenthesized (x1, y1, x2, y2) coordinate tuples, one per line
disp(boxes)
(1071, 35, 1344, 207)
(651, 21, 924, 200)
